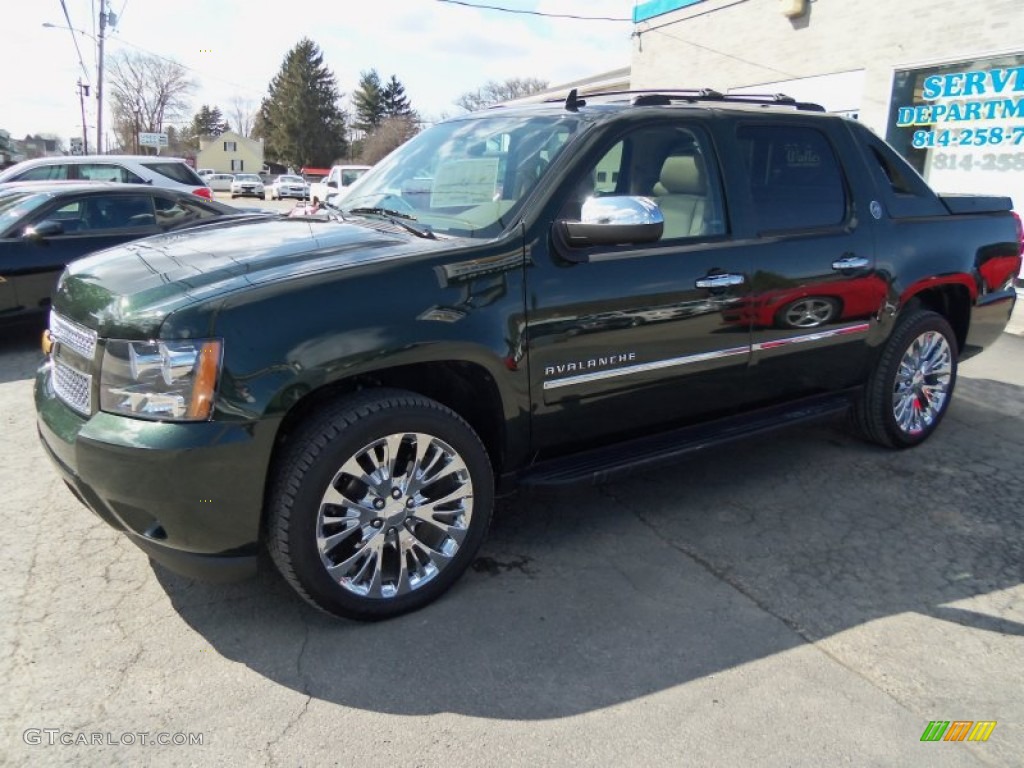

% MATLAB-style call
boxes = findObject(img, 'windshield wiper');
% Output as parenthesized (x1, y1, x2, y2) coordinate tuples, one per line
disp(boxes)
(345, 207, 436, 239)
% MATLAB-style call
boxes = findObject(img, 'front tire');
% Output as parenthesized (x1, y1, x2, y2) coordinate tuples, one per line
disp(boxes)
(853, 309, 957, 448)
(267, 389, 494, 621)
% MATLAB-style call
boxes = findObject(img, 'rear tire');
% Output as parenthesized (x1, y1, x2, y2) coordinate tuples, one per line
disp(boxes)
(852, 309, 957, 448)
(267, 389, 494, 621)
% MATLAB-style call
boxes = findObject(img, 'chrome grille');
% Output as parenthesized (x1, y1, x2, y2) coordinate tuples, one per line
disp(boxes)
(50, 311, 98, 359)
(53, 361, 93, 415)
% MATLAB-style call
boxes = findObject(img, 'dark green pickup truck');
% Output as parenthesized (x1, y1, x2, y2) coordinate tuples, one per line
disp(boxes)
(35, 91, 1022, 620)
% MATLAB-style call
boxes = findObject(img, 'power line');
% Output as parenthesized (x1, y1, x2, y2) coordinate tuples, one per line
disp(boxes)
(434, 0, 631, 22)
(643, 26, 797, 79)
(58, 0, 92, 81)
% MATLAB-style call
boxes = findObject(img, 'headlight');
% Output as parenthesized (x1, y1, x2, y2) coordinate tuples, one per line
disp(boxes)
(100, 339, 222, 421)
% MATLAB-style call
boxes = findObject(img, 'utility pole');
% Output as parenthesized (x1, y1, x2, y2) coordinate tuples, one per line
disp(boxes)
(96, 0, 106, 154)
(96, 0, 117, 154)
(77, 80, 90, 154)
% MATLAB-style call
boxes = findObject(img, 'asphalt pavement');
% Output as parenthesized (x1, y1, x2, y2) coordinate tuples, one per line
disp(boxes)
(0, 301, 1021, 766)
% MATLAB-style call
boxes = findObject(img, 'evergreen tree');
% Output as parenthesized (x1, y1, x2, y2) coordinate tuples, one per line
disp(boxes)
(258, 39, 348, 169)
(381, 75, 413, 119)
(352, 69, 385, 133)
(191, 105, 228, 137)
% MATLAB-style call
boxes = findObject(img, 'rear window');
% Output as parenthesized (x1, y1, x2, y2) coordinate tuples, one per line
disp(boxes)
(141, 162, 206, 186)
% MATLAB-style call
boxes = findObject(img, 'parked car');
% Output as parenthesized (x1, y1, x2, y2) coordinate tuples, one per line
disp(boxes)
(206, 173, 235, 192)
(230, 174, 265, 200)
(196, 168, 215, 179)
(0, 182, 272, 326)
(34, 91, 1021, 621)
(269, 175, 310, 200)
(308, 164, 371, 202)
(0, 155, 213, 199)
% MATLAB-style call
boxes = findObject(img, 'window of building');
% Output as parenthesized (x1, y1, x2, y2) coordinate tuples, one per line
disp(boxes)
(736, 125, 847, 232)
(224, 141, 237, 152)
(230, 159, 244, 171)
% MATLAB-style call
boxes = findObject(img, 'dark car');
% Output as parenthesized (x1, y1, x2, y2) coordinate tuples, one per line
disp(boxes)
(0, 182, 272, 326)
(34, 91, 1020, 622)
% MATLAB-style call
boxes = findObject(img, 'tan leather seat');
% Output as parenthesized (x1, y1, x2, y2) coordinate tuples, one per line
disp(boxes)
(653, 155, 707, 239)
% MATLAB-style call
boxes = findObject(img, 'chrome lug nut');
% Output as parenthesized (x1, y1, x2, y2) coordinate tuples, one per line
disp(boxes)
(373, 498, 385, 510)
(391, 488, 402, 499)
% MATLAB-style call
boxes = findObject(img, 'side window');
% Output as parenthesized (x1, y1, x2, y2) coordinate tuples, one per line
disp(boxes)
(736, 125, 847, 232)
(80, 195, 156, 230)
(28, 200, 85, 234)
(77, 163, 145, 183)
(154, 196, 218, 228)
(559, 124, 726, 241)
(15, 164, 68, 181)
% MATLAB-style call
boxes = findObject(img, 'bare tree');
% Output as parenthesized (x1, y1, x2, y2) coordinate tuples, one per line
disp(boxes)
(228, 96, 256, 138)
(107, 51, 194, 153)
(454, 77, 549, 112)
(358, 116, 419, 165)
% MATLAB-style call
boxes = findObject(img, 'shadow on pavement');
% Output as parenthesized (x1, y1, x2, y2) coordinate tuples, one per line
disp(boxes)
(0, 322, 45, 385)
(152, 378, 1023, 719)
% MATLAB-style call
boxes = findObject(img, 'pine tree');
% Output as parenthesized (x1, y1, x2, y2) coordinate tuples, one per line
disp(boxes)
(352, 70, 385, 133)
(258, 39, 348, 169)
(381, 75, 412, 119)
(191, 105, 228, 137)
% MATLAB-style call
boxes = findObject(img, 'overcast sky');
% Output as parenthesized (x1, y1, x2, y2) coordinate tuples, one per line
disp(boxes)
(2, 0, 636, 144)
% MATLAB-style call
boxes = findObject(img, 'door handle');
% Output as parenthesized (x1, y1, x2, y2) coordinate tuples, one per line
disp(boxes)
(695, 273, 745, 289)
(831, 256, 870, 270)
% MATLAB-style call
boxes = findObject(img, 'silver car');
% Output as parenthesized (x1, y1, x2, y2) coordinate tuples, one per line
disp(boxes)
(269, 175, 310, 200)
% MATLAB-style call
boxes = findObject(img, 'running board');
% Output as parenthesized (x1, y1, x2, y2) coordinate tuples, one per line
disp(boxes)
(520, 392, 855, 487)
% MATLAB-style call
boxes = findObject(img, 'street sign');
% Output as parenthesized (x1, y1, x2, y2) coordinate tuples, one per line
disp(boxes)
(138, 132, 168, 147)
(69, 137, 83, 155)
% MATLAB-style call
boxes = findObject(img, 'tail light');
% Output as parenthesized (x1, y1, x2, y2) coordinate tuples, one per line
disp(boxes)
(192, 187, 213, 200)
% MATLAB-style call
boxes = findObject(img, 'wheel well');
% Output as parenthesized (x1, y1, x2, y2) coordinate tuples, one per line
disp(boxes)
(904, 285, 970, 353)
(271, 361, 507, 476)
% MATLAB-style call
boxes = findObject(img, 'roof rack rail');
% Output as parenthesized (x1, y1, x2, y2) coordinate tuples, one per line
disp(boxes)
(543, 88, 826, 113)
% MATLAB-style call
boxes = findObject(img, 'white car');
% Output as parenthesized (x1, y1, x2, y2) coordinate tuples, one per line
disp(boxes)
(230, 174, 265, 200)
(269, 175, 310, 200)
(0, 155, 213, 199)
(206, 173, 235, 192)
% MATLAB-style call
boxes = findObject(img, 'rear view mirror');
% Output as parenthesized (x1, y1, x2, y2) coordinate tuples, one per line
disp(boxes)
(559, 196, 664, 247)
(23, 220, 64, 240)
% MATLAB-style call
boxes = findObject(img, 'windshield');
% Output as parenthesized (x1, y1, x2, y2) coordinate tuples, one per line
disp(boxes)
(278, 176, 304, 184)
(235, 175, 261, 182)
(0, 191, 51, 231)
(335, 114, 580, 238)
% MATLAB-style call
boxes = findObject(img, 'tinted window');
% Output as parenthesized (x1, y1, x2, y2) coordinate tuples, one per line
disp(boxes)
(15, 164, 69, 181)
(140, 162, 205, 186)
(78, 163, 145, 183)
(80, 195, 156, 229)
(154, 195, 219, 228)
(736, 125, 847, 231)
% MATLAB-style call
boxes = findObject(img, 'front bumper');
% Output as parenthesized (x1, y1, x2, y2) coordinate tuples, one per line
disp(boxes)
(232, 187, 264, 198)
(34, 362, 279, 582)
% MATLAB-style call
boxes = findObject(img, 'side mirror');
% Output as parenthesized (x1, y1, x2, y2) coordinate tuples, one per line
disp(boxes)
(559, 196, 664, 247)
(23, 220, 64, 240)
(326, 180, 338, 189)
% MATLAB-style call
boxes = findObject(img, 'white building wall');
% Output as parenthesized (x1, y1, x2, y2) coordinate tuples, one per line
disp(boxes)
(631, 0, 1021, 134)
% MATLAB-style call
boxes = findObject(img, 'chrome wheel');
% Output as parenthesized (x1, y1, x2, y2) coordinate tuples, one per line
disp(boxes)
(316, 432, 474, 599)
(892, 330, 953, 436)
(782, 297, 837, 328)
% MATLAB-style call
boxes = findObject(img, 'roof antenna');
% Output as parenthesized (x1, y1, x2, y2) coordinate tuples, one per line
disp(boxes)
(565, 88, 585, 112)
